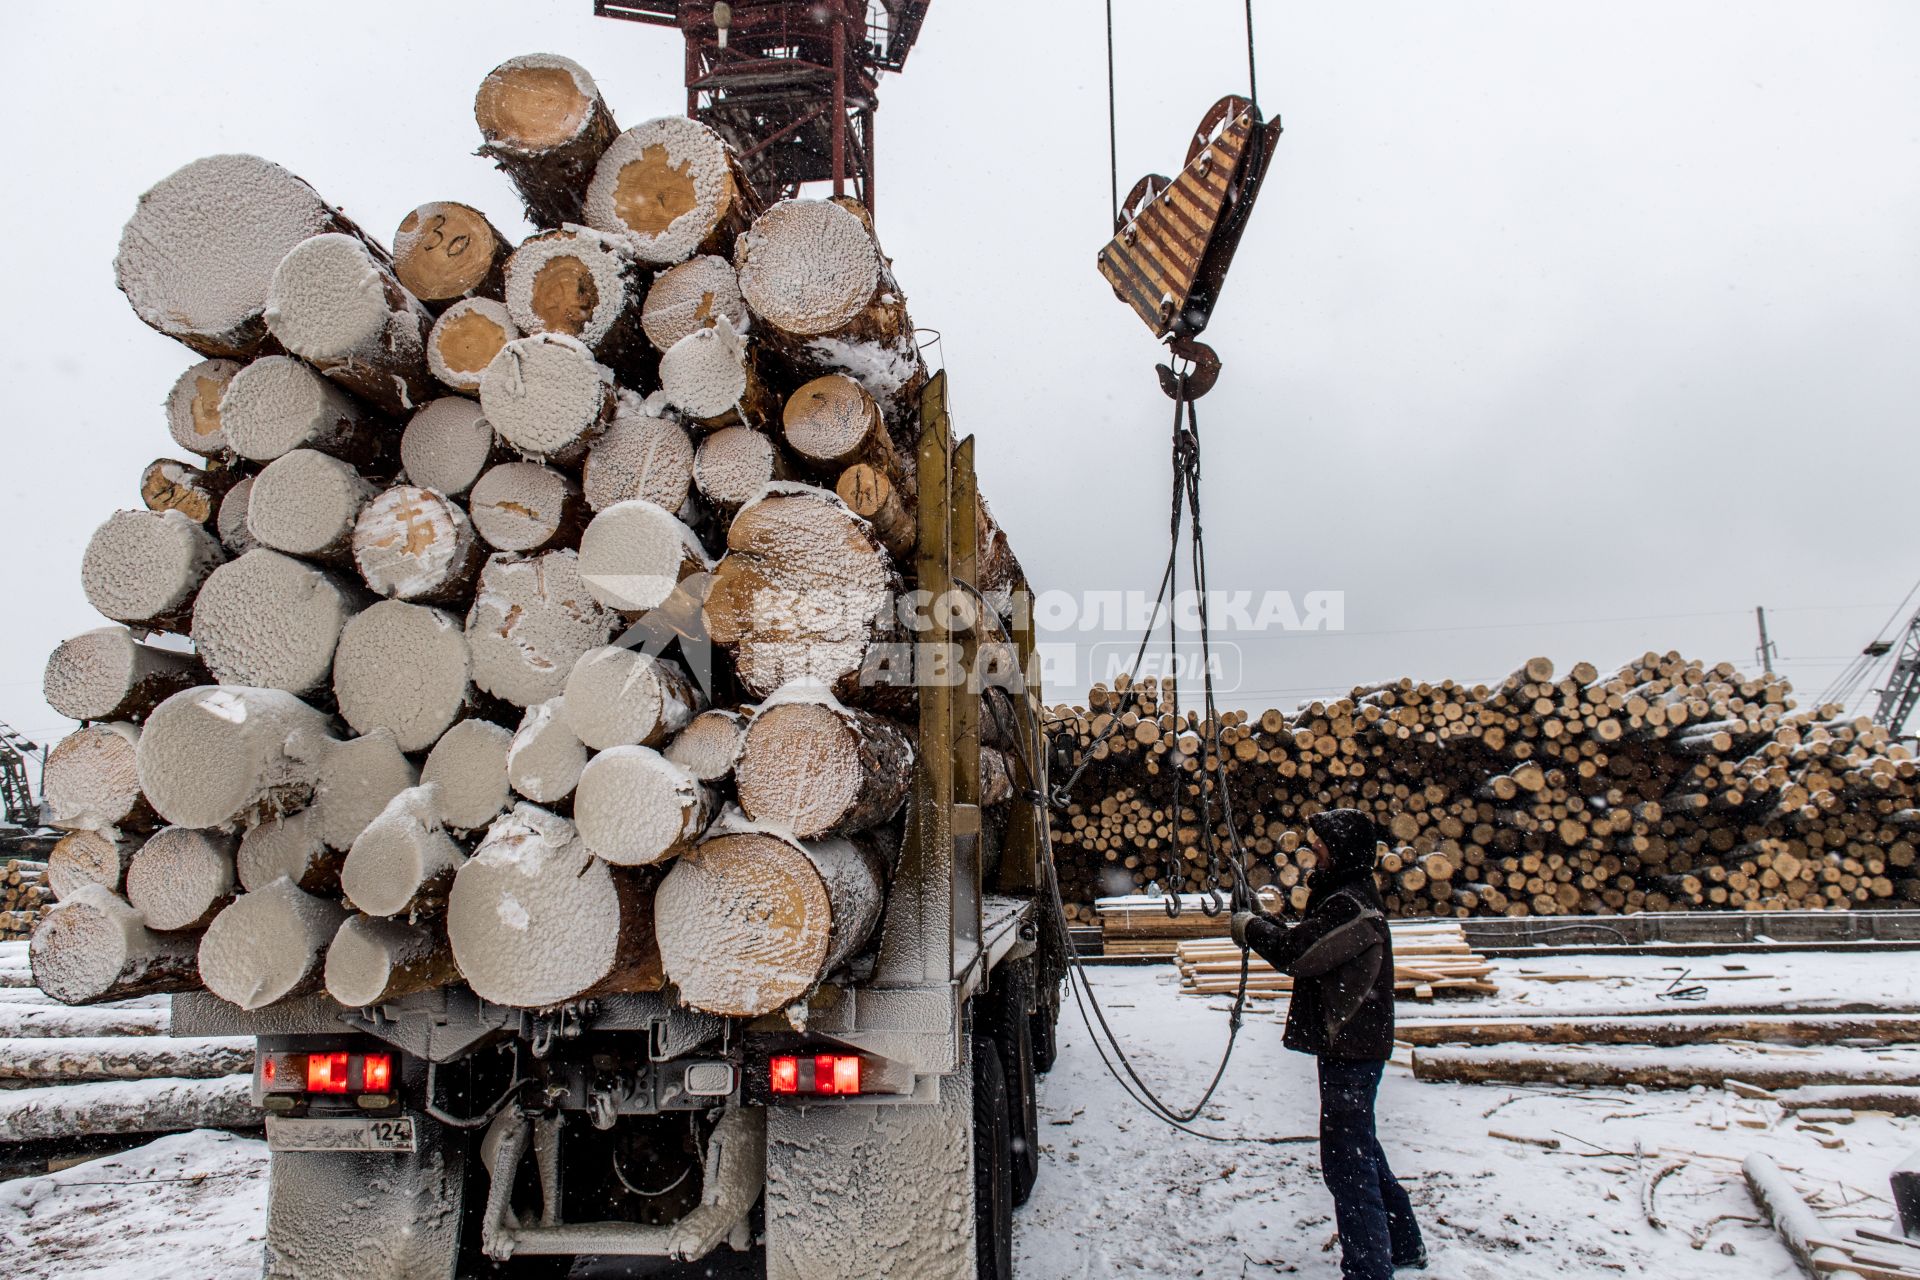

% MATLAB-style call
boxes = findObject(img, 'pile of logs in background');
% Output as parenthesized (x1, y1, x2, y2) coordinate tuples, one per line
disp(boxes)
(29, 53, 1019, 1017)
(1047, 656, 1920, 922)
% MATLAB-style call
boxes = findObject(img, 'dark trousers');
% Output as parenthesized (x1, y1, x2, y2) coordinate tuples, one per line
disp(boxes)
(1317, 1056, 1423, 1280)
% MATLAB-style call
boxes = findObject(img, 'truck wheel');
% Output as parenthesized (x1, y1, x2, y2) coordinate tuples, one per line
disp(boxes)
(1029, 979, 1061, 1075)
(1001, 988, 1040, 1207)
(973, 1035, 1016, 1280)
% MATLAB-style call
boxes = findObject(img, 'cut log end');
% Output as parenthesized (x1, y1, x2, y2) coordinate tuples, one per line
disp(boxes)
(420, 719, 514, 833)
(467, 550, 616, 708)
(428, 299, 520, 396)
(220, 355, 374, 465)
(475, 55, 619, 230)
(582, 395, 695, 514)
(43, 626, 205, 724)
(126, 826, 236, 932)
(30, 885, 203, 1006)
(587, 118, 745, 265)
(325, 913, 458, 1007)
(351, 485, 484, 604)
(664, 709, 747, 783)
(333, 600, 473, 752)
(80, 509, 225, 633)
(236, 809, 338, 895)
(164, 359, 243, 458)
(507, 697, 589, 806)
(43, 723, 147, 834)
(735, 698, 912, 838)
(479, 333, 615, 465)
(247, 448, 377, 563)
(136, 685, 335, 830)
(695, 426, 783, 511)
(641, 255, 748, 353)
(575, 745, 712, 866)
(393, 202, 508, 305)
(197, 879, 348, 1011)
(49, 830, 135, 900)
(470, 462, 586, 554)
(341, 785, 464, 918)
(578, 499, 709, 614)
(191, 549, 363, 695)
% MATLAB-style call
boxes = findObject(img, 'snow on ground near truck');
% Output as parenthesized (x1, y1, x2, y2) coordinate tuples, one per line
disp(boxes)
(1, 948, 1914, 1278)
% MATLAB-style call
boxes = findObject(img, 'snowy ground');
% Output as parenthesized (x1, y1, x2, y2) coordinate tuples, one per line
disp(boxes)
(1, 950, 1914, 1278)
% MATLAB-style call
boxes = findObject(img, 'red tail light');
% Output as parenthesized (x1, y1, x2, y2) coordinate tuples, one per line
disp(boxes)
(361, 1054, 392, 1093)
(832, 1055, 861, 1095)
(307, 1051, 350, 1094)
(813, 1054, 840, 1095)
(770, 1055, 800, 1094)
(766, 1052, 861, 1097)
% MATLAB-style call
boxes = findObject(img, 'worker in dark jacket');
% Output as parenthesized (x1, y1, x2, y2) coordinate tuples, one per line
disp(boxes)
(1232, 809, 1425, 1279)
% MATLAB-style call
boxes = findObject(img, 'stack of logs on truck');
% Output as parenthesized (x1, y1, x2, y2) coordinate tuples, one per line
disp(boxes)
(1048, 657, 1920, 921)
(27, 52, 1026, 1019)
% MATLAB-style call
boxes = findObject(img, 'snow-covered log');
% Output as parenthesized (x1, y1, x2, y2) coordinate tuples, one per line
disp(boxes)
(236, 809, 339, 895)
(0, 1035, 251, 1084)
(325, 913, 458, 1007)
(586, 117, 755, 265)
(474, 54, 618, 229)
(834, 462, 913, 559)
(1409, 1046, 1920, 1090)
(447, 804, 663, 1007)
(48, 831, 135, 899)
(126, 826, 236, 932)
(29, 885, 202, 1006)
(341, 785, 463, 918)
(140, 457, 239, 526)
(0, 1004, 168, 1039)
(469, 461, 587, 554)
(164, 359, 243, 458)
(695, 425, 787, 511)
(245, 448, 377, 563)
(655, 830, 883, 1018)
(659, 319, 769, 428)
(350, 486, 484, 604)
(503, 226, 649, 376)
(215, 476, 257, 554)
(44, 723, 152, 834)
(219, 355, 383, 466)
(641, 254, 749, 353)
(1743, 1153, 1865, 1280)
(466, 550, 616, 707)
(427, 297, 520, 395)
(190, 548, 365, 695)
(0, 1075, 256, 1143)
(393, 201, 510, 307)
(136, 685, 336, 830)
(735, 697, 913, 838)
(507, 698, 588, 806)
(664, 709, 747, 783)
(332, 601, 475, 752)
(399, 397, 499, 495)
(115, 154, 365, 359)
(581, 392, 695, 513)
(702, 486, 900, 700)
(574, 746, 712, 866)
(577, 499, 709, 614)
(562, 647, 702, 750)
(312, 730, 418, 852)
(420, 719, 514, 833)
(198, 878, 349, 1010)
(43, 626, 205, 724)
(781, 374, 901, 477)
(80, 509, 225, 634)
(266, 231, 434, 415)
(479, 332, 616, 466)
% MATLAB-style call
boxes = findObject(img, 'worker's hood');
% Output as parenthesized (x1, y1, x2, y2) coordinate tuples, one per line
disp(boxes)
(1307, 808, 1381, 874)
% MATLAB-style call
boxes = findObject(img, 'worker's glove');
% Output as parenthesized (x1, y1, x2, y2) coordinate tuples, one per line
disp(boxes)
(1230, 910, 1255, 948)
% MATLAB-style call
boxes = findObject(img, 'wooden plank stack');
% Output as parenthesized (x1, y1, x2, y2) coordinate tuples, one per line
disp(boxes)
(1169, 917, 1496, 1000)
(1049, 656, 1920, 922)
(30, 53, 1021, 1020)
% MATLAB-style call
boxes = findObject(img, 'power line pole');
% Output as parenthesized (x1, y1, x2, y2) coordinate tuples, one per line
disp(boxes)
(1754, 606, 1776, 676)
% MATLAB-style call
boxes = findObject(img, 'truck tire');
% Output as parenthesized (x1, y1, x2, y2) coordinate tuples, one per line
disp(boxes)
(994, 966, 1041, 1207)
(1029, 978, 1061, 1075)
(973, 1035, 1015, 1280)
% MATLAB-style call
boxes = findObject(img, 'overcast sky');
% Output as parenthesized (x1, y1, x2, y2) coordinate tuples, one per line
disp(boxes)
(3, 0, 1918, 771)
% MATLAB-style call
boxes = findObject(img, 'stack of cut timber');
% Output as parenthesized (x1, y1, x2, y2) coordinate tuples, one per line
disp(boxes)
(35, 52, 1021, 1026)
(1172, 918, 1496, 1000)
(0, 860, 53, 940)
(1049, 657, 1920, 921)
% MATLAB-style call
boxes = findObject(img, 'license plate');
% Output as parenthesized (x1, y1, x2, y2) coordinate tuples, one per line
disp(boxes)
(266, 1116, 417, 1153)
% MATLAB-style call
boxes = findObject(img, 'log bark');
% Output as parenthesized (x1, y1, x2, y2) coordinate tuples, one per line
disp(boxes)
(341, 785, 464, 919)
(351, 485, 484, 604)
(197, 878, 349, 1010)
(1410, 1046, 1920, 1090)
(332, 601, 475, 752)
(126, 826, 236, 931)
(980, 745, 1014, 808)
(164, 359, 244, 458)
(114, 154, 364, 359)
(44, 723, 152, 834)
(1777, 1085, 1920, 1117)
(393, 201, 510, 307)
(503, 226, 651, 379)
(0, 1035, 251, 1084)
(1395, 1013, 1920, 1049)
(735, 697, 913, 838)
(474, 54, 618, 229)
(586, 116, 756, 265)
(190, 548, 366, 696)
(427, 298, 520, 396)
(447, 803, 664, 1007)
(507, 697, 588, 806)
(48, 831, 135, 899)
(135, 685, 336, 830)
(80, 509, 225, 634)
(43, 626, 205, 724)
(665, 709, 747, 783)
(695, 425, 788, 511)
(582, 391, 696, 514)
(479, 333, 617, 466)
(655, 831, 884, 1017)
(325, 913, 459, 1007)
(236, 809, 339, 895)
(469, 461, 588, 554)
(641, 254, 749, 352)
(220, 355, 383, 466)
(246, 448, 378, 563)
(562, 648, 704, 751)
(574, 746, 713, 866)
(216, 476, 258, 554)
(0, 1075, 256, 1142)
(659, 319, 771, 428)
(0, 1004, 167, 1039)
(29, 884, 201, 1005)
(1743, 1153, 1866, 1280)
(141, 457, 240, 526)
(266, 231, 435, 415)
(420, 719, 514, 833)
(703, 486, 900, 700)
(311, 730, 419, 852)
(466, 550, 617, 708)
(400, 397, 500, 496)
(577, 499, 710, 614)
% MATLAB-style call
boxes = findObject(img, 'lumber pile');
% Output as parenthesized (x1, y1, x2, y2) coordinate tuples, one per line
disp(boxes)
(35, 52, 1020, 1024)
(1169, 915, 1495, 1000)
(1049, 657, 1920, 922)
(0, 860, 52, 941)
